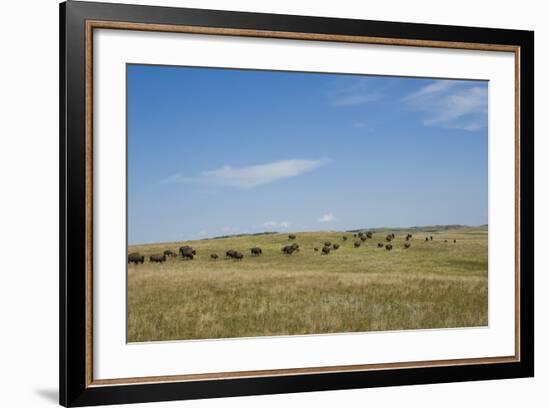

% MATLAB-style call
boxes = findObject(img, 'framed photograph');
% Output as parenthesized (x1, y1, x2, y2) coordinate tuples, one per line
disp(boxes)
(60, 1, 534, 406)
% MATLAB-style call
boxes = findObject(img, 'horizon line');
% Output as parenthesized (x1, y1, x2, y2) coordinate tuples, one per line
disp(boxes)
(128, 223, 488, 246)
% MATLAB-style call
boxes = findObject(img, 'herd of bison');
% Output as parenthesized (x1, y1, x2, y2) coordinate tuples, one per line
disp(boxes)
(128, 232, 458, 265)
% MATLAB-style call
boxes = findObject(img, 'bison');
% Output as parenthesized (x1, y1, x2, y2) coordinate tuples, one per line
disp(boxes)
(404, 242, 411, 249)
(386, 234, 393, 242)
(314, 247, 319, 252)
(322, 246, 331, 255)
(444, 240, 448, 243)
(430, 236, 433, 241)
(179, 245, 196, 254)
(354, 241, 361, 248)
(333, 243, 340, 250)
(453, 239, 456, 243)
(377, 243, 384, 248)
(282, 244, 299, 255)
(226, 249, 237, 258)
(324, 241, 331, 247)
(149, 254, 166, 263)
(210, 254, 219, 260)
(250, 247, 262, 256)
(360, 235, 367, 242)
(128, 252, 144, 264)
(288, 234, 296, 240)
(425, 237, 429, 241)
(385, 244, 393, 251)
(342, 236, 348, 241)
(179, 246, 195, 260)
(232, 251, 244, 260)
(281, 246, 294, 255)
(366, 232, 373, 239)
(163, 249, 176, 257)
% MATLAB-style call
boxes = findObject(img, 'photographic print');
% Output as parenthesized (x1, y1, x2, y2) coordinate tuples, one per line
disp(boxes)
(126, 65, 489, 343)
(60, 4, 533, 404)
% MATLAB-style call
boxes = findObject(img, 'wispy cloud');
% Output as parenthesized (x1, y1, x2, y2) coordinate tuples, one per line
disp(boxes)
(317, 212, 335, 223)
(262, 221, 290, 229)
(403, 80, 488, 131)
(329, 78, 383, 107)
(165, 159, 329, 188)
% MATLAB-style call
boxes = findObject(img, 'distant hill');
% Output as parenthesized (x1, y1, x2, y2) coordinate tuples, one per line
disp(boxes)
(347, 224, 487, 233)
(206, 231, 279, 240)
(200, 224, 486, 241)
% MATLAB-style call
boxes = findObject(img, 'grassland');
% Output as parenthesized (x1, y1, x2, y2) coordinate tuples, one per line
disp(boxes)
(127, 226, 488, 342)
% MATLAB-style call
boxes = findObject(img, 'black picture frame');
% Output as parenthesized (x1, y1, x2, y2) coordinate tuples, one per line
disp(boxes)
(60, 1, 534, 406)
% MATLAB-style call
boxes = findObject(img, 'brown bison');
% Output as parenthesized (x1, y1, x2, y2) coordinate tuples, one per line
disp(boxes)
(250, 247, 262, 256)
(385, 244, 393, 251)
(360, 235, 367, 242)
(149, 254, 166, 263)
(163, 249, 177, 257)
(430, 236, 433, 241)
(333, 243, 340, 250)
(324, 241, 331, 247)
(232, 251, 244, 260)
(444, 240, 448, 243)
(386, 234, 393, 242)
(282, 243, 299, 255)
(453, 239, 456, 243)
(314, 247, 319, 252)
(179, 245, 196, 254)
(281, 246, 294, 255)
(128, 252, 144, 264)
(288, 234, 296, 240)
(354, 241, 361, 248)
(322, 246, 331, 255)
(377, 243, 384, 248)
(342, 236, 348, 241)
(425, 237, 429, 241)
(366, 232, 373, 239)
(179, 246, 195, 260)
(210, 254, 219, 260)
(405, 233, 412, 241)
(404, 242, 411, 249)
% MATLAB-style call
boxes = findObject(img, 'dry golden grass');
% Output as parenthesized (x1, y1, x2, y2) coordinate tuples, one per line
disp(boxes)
(127, 226, 488, 342)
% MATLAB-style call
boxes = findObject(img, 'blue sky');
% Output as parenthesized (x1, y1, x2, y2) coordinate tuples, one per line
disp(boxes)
(127, 65, 488, 244)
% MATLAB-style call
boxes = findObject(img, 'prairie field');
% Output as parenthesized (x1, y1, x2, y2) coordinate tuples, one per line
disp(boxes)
(127, 226, 488, 343)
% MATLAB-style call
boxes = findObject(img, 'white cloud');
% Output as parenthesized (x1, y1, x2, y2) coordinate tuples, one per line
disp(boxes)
(329, 78, 382, 107)
(262, 221, 290, 229)
(402, 80, 456, 102)
(198, 230, 208, 237)
(167, 159, 328, 188)
(403, 80, 488, 131)
(317, 213, 335, 223)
